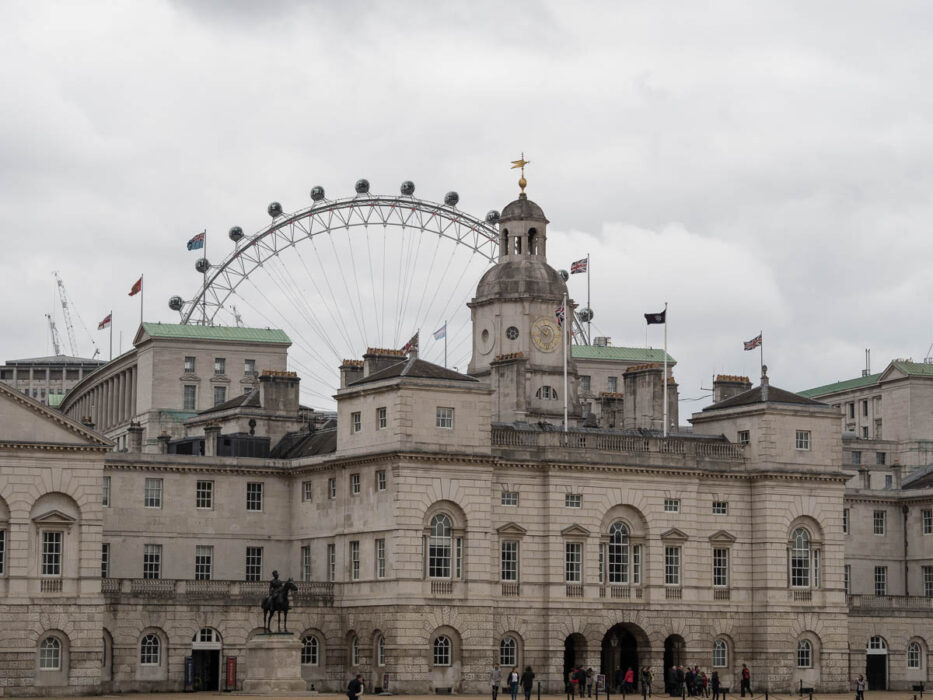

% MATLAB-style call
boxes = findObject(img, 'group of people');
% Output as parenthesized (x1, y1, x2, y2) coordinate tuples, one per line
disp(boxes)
(490, 663, 537, 700)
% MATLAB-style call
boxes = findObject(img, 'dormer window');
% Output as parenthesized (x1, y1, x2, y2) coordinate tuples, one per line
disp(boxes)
(536, 386, 558, 400)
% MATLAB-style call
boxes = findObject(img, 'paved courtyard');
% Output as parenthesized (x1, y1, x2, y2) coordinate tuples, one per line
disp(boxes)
(12, 693, 927, 700)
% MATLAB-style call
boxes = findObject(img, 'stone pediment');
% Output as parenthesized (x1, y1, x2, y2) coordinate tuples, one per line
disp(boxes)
(708, 530, 737, 544)
(660, 527, 689, 542)
(32, 510, 77, 530)
(496, 522, 528, 536)
(561, 524, 591, 537)
(0, 382, 110, 449)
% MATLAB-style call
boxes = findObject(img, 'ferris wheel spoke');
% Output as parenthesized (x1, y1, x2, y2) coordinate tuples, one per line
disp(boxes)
(326, 231, 367, 348)
(271, 255, 344, 363)
(343, 224, 371, 348)
(410, 234, 443, 334)
(363, 226, 381, 340)
(305, 237, 357, 354)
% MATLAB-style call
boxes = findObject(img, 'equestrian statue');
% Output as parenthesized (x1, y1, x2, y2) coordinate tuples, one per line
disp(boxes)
(262, 570, 298, 633)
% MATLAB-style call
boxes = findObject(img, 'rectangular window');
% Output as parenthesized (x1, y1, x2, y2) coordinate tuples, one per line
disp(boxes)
(712, 501, 728, 515)
(377, 406, 387, 429)
(143, 543, 161, 579)
(328, 477, 336, 499)
(375, 538, 386, 578)
(851, 450, 862, 465)
(814, 548, 821, 589)
(102, 475, 111, 507)
(327, 543, 336, 581)
(501, 541, 518, 581)
(455, 537, 463, 579)
(184, 356, 196, 373)
(795, 430, 811, 450)
(873, 510, 886, 535)
(884, 474, 893, 489)
(195, 545, 213, 580)
(580, 375, 591, 393)
(862, 426, 869, 439)
(350, 541, 360, 580)
(246, 482, 263, 511)
(245, 546, 263, 581)
(196, 480, 213, 509)
(598, 542, 605, 584)
(874, 566, 887, 596)
(42, 531, 63, 576)
(376, 470, 387, 491)
(351, 411, 361, 433)
(923, 566, 933, 597)
(144, 478, 163, 508)
(213, 385, 227, 406)
(183, 384, 197, 411)
(633, 544, 642, 585)
(101, 542, 110, 578)
(565, 493, 582, 508)
(214, 357, 225, 375)
(565, 542, 582, 583)
(302, 481, 313, 502)
(848, 403, 855, 419)
(862, 399, 868, 416)
(737, 430, 750, 445)
(501, 491, 519, 506)
(436, 406, 454, 429)
(843, 508, 849, 535)
(607, 376, 618, 393)
(923, 509, 933, 535)
(665, 546, 681, 586)
(844, 564, 851, 594)
(351, 473, 360, 495)
(244, 359, 256, 375)
(301, 545, 312, 581)
(712, 548, 729, 587)
(0, 531, 4, 574)
(664, 498, 680, 513)
(874, 418, 882, 439)
(876, 452, 886, 465)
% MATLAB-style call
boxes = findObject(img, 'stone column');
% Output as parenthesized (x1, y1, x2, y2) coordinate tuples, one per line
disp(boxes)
(157, 432, 172, 454)
(127, 422, 144, 453)
(204, 424, 222, 457)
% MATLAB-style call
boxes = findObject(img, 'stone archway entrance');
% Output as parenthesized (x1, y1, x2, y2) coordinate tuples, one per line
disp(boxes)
(601, 624, 646, 691)
(564, 634, 588, 692)
(664, 635, 686, 694)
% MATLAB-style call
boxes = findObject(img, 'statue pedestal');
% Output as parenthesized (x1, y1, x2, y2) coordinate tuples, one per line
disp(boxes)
(243, 634, 306, 692)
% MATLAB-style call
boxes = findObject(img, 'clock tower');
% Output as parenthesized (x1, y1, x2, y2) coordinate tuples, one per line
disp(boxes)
(468, 185, 580, 425)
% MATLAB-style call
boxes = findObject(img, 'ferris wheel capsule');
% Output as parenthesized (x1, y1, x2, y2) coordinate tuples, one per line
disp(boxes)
(195, 258, 211, 274)
(355, 179, 370, 194)
(400, 180, 415, 196)
(228, 226, 244, 242)
(579, 307, 594, 322)
(267, 202, 283, 218)
(486, 210, 500, 224)
(444, 191, 459, 207)
(310, 186, 325, 201)
(559, 269, 570, 281)
(168, 296, 184, 311)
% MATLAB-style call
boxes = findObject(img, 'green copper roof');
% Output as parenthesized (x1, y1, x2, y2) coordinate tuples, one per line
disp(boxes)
(140, 323, 290, 344)
(572, 345, 676, 364)
(800, 360, 933, 398)
(47, 393, 65, 408)
(891, 360, 933, 377)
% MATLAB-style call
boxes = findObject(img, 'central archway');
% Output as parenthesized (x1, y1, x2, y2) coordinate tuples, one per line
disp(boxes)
(601, 624, 647, 691)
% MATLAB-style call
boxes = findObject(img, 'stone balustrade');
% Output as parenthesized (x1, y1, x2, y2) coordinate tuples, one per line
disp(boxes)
(847, 594, 933, 612)
(101, 579, 334, 605)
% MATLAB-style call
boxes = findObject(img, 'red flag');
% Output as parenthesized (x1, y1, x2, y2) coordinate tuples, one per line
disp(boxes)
(97, 313, 112, 330)
(402, 332, 419, 354)
(129, 276, 142, 297)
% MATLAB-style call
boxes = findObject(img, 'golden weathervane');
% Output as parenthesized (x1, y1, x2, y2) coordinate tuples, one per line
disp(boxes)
(511, 153, 530, 193)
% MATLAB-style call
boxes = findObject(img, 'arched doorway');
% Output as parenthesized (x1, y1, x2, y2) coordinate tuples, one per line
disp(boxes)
(664, 635, 686, 694)
(865, 636, 887, 690)
(602, 625, 640, 690)
(191, 628, 222, 691)
(564, 634, 588, 692)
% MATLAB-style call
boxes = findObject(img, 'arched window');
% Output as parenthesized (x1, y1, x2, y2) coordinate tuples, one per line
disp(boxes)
(907, 641, 922, 669)
(376, 635, 385, 667)
(868, 636, 887, 651)
(501, 229, 509, 256)
(500, 637, 517, 667)
(433, 635, 451, 666)
(712, 639, 728, 668)
(797, 640, 812, 668)
(429, 514, 452, 578)
(350, 635, 359, 666)
(790, 528, 811, 587)
(528, 229, 537, 255)
(608, 521, 630, 584)
(140, 634, 161, 665)
(39, 637, 61, 670)
(536, 386, 558, 400)
(301, 635, 319, 665)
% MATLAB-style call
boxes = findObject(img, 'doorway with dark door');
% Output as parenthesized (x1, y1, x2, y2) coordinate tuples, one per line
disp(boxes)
(664, 635, 686, 695)
(602, 625, 640, 691)
(192, 649, 220, 691)
(564, 634, 588, 694)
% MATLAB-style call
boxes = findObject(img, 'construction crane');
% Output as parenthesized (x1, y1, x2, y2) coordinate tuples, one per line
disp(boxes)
(52, 272, 101, 358)
(45, 313, 62, 355)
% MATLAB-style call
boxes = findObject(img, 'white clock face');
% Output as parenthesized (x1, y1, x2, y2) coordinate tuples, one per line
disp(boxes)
(531, 317, 560, 352)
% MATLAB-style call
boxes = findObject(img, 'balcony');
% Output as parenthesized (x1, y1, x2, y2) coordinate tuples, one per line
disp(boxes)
(713, 588, 731, 600)
(566, 584, 584, 597)
(431, 580, 454, 596)
(848, 594, 933, 613)
(665, 587, 682, 600)
(501, 582, 520, 596)
(101, 579, 334, 605)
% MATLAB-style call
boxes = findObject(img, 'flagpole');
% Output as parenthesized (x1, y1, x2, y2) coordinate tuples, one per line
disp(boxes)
(760, 329, 764, 376)
(663, 302, 669, 438)
(444, 321, 448, 368)
(109, 311, 113, 361)
(202, 231, 208, 326)
(586, 253, 591, 345)
(140, 274, 144, 326)
(563, 292, 568, 432)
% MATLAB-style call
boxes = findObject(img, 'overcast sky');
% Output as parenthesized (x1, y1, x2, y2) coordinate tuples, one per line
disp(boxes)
(3, 1, 933, 414)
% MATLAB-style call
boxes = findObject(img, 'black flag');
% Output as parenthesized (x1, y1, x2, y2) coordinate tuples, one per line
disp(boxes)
(644, 310, 666, 325)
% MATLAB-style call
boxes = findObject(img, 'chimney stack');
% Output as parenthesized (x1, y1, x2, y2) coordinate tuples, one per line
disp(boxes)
(259, 371, 300, 413)
(339, 360, 364, 388)
(362, 348, 406, 377)
(127, 421, 144, 453)
(713, 375, 752, 403)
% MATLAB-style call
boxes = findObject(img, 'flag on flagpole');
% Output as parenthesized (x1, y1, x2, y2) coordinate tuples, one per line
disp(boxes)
(128, 276, 142, 297)
(570, 258, 588, 274)
(402, 331, 419, 354)
(433, 323, 447, 341)
(744, 333, 763, 351)
(555, 305, 566, 327)
(97, 313, 112, 330)
(644, 309, 666, 324)
(186, 231, 205, 251)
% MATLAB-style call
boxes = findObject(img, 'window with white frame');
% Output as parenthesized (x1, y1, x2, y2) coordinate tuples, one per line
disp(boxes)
(144, 478, 163, 508)
(196, 480, 213, 509)
(632, 543, 642, 584)
(350, 635, 359, 666)
(246, 482, 263, 511)
(351, 412, 361, 433)
(868, 636, 887, 651)
(302, 481, 312, 502)
(350, 541, 360, 580)
(377, 635, 385, 666)
(102, 475, 111, 507)
(713, 548, 729, 587)
(301, 545, 311, 581)
(500, 637, 517, 667)
(737, 430, 750, 445)
(183, 385, 197, 410)
(143, 544, 161, 579)
(874, 566, 887, 596)
(843, 508, 849, 535)
(429, 514, 453, 578)
(39, 637, 62, 670)
(301, 635, 319, 665)
(712, 501, 728, 515)
(245, 546, 263, 581)
(608, 521, 630, 584)
(665, 546, 681, 585)
(377, 406, 387, 429)
(195, 545, 213, 580)
(535, 385, 558, 400)
(796, 640, 812, 668)
(565, 493, 582, 508)
(664, 499, 680, 513)
(790, 528, 811, 588)
(923, 509, 933, 535)
(101, 542, 110, 578)
(580, 375, 591, 393)
(213, 386, 227, 406)
(924, 566, 933, 597)
(327, 543, 336, 581)
(873, 510, 886, 535)
(712, 639, 728, 668)
(501, 541, 518, 581)
(351, 473, 361, 495)
(244, 358, 256, 375)
(908, 641, 922, 669)
(565, 542, 582, 583)
(184, 356, 196, 374)
(376, 470, 387, 491)
(501, 491, 519, 506)
(795, 430, 811, 450)
(41, 531, 63, 576)
(375, 538, 386, 578)
(140, 634, 161, 665)
(433, 636, 451, 666)
(607, 376, 618, 393)
(436, 406, 454, 429)
(328, 478, 336, 499)
(214, 357, 225, 375)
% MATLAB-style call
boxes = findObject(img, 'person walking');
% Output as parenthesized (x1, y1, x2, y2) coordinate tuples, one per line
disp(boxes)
(509, 667, 520, 700)
(347, 674, 364, 700)
(700, 671, 709, 697)
(521, 666, 536, 700)
(641, 666, 652, 697)
(855, 674, 866, 700)
(711, 672, 720, 700)
(586, 667, 595, 697)
(490, 663, 502, 700)
(740, 665, 750, 697)
(624, 667, 635, 694)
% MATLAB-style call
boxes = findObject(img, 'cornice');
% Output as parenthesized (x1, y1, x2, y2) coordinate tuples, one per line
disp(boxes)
(0, 440, 110, 453)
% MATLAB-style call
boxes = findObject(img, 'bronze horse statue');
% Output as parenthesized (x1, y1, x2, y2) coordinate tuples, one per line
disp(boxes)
(262, 578, 297, 633)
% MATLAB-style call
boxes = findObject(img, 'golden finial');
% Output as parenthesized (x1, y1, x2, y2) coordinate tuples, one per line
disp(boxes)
(510, 152, 530, 194)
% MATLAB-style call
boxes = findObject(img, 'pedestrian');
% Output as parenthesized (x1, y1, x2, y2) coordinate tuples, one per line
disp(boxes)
(711, 672, 720, 700)
(490, 663, 502, 700)
(521, 666, 536, 700)
(570, 667, 579, 698)
(700, 671, 709, 698)
(624, 667, 635, 694)
(675, 666, 685, 697)
(510, 667, 520, 700)
(576, 667, 588, 698)
(587, 667, 595, 697)
(666, 666, 675, 696)
(641, 666, 652, 697)
(740, 665, 750, 697)
(855, 674, 865, 700)
(347, 673, 364, 700)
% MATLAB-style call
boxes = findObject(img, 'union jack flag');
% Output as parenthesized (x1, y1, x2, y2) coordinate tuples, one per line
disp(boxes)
(186, 231, 205, 251)
(570, 258, 588, 274)
(555, 305, 565, 327)
(744, 333, 762, 351)
(402, 332, 419, 354)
